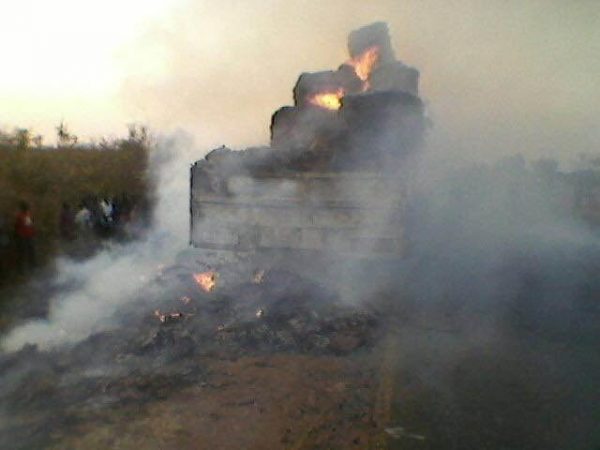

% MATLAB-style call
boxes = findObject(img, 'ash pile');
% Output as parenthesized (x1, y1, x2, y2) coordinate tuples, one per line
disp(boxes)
(146, 262, 380, 357)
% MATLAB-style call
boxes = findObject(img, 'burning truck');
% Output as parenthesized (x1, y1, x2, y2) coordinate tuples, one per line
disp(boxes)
(191, 22, 428, 257)
(5, 21, 597, 450)
(0, 23, 432, 449)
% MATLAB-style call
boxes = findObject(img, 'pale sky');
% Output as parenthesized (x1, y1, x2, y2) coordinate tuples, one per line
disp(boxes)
(0, 0, 177, 141)
(1, 0, 598, 163)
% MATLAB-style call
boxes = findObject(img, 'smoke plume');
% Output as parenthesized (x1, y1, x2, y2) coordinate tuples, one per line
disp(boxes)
(1, 131, 200, 351)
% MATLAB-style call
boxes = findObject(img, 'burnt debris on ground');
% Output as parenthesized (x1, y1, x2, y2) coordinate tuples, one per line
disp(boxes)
(0, 254, 384, 449)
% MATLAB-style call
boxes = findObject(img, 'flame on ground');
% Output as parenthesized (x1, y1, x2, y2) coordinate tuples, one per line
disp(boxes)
(252, 269, 266, 284)
(309, 88, 344, 110)
(154, 309, 184, 324)
(193, 271, 218, 293)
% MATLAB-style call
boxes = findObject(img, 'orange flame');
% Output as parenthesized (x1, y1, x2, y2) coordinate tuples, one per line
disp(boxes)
(348, 46, 380, 82)
(309, 88, 344, 110)
(193, 271, 217, 293)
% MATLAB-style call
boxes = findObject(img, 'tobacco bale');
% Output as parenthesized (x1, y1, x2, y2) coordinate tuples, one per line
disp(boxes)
(370, 61, 420, 96)
(270, 105, 343, 159)
(336, 63, 364, 93)
(347, 22, 395, 64)
(196, 145, 280, 187)
(333, 90, 427, 171)
(292, 68, 362, 108)
(270, 106, 299, 149)
(293, 71, 340, 107)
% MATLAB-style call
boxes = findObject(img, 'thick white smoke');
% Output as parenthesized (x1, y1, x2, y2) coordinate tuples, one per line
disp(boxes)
(2, 131, 200, 352)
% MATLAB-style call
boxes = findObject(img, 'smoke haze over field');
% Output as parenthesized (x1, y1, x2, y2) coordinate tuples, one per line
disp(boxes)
(1, 1, 597, 161)
(122, 0, 599, 162)
(3, 2, 599, 352)
(2, 8, 600, 447)
(1, 132, 199, 351)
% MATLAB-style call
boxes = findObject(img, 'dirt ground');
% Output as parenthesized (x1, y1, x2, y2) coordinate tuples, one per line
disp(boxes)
(2, 272, 598, 450)
(48, 351, 389, 450)
(44, 317, 600, 450)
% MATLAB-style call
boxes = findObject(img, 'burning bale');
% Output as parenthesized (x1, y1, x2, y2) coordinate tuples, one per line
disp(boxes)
(191, 21, 426, 256)
(347, 21, 396, 65)
(198, 20, 426, 177)
(269, 20, 424, 166)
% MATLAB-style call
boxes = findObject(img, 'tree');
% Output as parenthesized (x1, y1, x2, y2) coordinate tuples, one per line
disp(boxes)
(127, 123, 149, 145)
(56, 121, 78, 148)
(32, 135, 43, 149)
(15, 128, 31, 150)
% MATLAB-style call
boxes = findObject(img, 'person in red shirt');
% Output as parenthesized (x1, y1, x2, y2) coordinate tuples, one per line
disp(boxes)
(14, 201, 36, 271)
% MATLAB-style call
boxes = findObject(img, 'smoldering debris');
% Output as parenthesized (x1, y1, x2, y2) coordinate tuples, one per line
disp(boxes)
(0, 257, 382, 449)
(384, 426, 426, 441)
(153, 309, 185, 324)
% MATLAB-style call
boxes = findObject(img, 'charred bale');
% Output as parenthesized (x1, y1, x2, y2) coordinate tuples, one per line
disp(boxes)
(332, 91, 427, 171)
(293, 69, 362, 108)
(348, 21, 396, 64)
(270, 106, 344, 166)
(370, 61, 420, 96)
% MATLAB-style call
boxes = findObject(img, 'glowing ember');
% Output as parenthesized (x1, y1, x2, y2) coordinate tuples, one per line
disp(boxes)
(306, 46, 380, 110)
(193, 271, 217, 292)
(154, 309, 184, 324)
(348, 46, 380, 82)
(309, 88, 344, 110)
(252, 269, 266, 284)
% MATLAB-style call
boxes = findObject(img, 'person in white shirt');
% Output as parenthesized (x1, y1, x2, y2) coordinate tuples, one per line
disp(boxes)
(74, 205, 92, 229)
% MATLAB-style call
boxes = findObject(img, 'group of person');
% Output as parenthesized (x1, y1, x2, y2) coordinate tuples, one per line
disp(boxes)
(0, 194, 142, 276)
(58, 194, 137, 241)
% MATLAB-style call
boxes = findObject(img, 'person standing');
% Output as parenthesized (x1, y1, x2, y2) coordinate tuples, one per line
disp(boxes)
(74, 202, 92, 230)
(14, 201, 36, 272)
